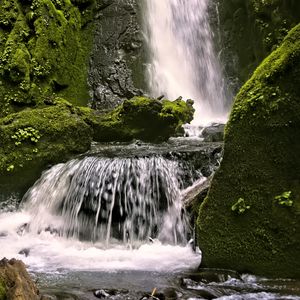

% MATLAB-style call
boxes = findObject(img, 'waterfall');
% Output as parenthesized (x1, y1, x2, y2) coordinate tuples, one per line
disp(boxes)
(144, 0, 229, 125)
(21, 156, 188, 246)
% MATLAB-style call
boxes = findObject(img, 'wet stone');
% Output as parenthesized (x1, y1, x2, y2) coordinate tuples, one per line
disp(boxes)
(93, 288, 129, 298)
(201, 123, 225, 142)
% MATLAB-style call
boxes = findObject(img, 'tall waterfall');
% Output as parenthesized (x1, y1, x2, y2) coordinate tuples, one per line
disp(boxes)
(145, 0, 228, 125)
(22, 156, 188, 246)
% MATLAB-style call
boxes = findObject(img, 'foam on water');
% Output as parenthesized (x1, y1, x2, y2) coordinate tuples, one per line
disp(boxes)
(0, 156, 201, 273)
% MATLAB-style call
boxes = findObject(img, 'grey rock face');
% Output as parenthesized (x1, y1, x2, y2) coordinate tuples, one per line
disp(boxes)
(89, 0, 147, 110)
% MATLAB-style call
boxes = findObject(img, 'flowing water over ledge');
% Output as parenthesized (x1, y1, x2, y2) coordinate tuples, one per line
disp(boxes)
(0, 141, 299, 299)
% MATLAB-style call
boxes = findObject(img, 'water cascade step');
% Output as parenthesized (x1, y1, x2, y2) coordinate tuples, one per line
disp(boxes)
(22, 156, 189, 246)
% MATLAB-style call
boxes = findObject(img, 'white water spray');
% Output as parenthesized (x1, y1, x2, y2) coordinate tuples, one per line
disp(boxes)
(145, 0, 229, 125)
(0, 156, 201, 272)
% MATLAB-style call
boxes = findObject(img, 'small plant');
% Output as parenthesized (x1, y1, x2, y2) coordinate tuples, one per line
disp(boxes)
(275, 191, 293, 207)
(6, 164, 14, 172)
(231, 198, 250, 215)
(11, 127, 41, 146)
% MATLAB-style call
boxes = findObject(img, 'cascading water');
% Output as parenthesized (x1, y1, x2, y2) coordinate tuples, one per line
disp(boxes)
(22, 156, 187, 245)
(144, 0, 229, 125)
(0, 156, 201, 272)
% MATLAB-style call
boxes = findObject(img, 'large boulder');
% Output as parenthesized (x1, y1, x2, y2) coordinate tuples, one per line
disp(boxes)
(0, 99, 93, 193)
(0, 258, 40, 300)
(197, 23, 300, 278)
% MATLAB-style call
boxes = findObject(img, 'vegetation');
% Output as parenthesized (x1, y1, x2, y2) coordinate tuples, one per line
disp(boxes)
(0, 0, 95, 117)
(89, 97, 194, 143)
(0, 96, 194, 192)
(197, 23, 300, 278)
(0, 281, 5, 300)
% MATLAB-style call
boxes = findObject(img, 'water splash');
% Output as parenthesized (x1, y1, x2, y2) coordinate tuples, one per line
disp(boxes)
(22, 156, 188, 246)
(144, 0, 229, 125)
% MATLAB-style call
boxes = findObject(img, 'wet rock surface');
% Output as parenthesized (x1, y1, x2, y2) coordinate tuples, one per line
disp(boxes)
(201, 124, 225, 142)
(35, 269, 300, 300)
(89, 0, 146, 110)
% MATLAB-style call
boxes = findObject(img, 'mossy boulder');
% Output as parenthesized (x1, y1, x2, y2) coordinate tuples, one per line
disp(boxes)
(197, 23, 300, 278)
(0, 99, 92, 192)
(87, 96, 195, 142)
(0, 0, 95, 117)
(0, 96, 194, 193)
(0, 258, 40, 300)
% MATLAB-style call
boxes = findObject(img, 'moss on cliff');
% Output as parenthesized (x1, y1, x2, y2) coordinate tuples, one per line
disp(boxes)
(0, 0, 95, 117)
(197, 23, 300, 278)
(215, 0, 300, 90)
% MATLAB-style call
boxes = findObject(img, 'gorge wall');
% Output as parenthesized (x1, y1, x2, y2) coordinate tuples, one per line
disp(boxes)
(197, 23, 300, 278)
(213, 0, 300, 93)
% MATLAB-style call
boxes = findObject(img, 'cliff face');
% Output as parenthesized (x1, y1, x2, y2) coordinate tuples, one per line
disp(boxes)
(197, 23, 300, 278)
(213, 0, 300, 93)
(0, 0, 96, 117)
(88, 0, 147, 110)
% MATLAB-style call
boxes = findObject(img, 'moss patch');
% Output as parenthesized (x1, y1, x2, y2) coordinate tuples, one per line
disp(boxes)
(0, 281, 5, 300)
(0, 0, 95, 117)
(86, 96, 195, 143)
(0, 99, 92, 192)
(197, 23, 300, 278)
(215, 0, 300, 89)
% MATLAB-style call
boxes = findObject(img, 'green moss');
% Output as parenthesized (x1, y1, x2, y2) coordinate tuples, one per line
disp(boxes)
(0, 0, 95, 117)
(197, 24, 300, 278)
(0, 99, 92, 189)
(0, 280, 6, 300)
(216, 0, 300, 89)
(87, 96, 194, 143)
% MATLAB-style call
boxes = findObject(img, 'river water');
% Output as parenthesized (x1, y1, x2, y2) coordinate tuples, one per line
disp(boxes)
(0, 141, 300, 299)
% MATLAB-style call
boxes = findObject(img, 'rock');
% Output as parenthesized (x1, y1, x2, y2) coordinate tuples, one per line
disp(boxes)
(197, 23, 300, 278)
(0, 95, 194, 194)
(0, 0, 95, 116)
(89, 0, 146, 110)
(18, 248, 30, 257)
(0, 258, 41, 300)
(0, 99, 92, 193)
(89, 96, 194, 143)
(213, 0, 300, 94)
(182, 177, 212, 213)
(93, 288, 128, 298)
(201, 124, 225, 142)
(184, 268, 241, 284)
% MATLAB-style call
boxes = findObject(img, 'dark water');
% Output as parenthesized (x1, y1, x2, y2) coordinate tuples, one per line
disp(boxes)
(35, 269, 300, 300)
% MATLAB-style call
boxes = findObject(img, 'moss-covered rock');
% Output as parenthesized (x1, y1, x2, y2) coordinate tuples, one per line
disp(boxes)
(84, 96, 194, 142)
(0, 258, 40, 300)
(0, 0, 95, 117)
(214, 0, 300, 92)
(0, 281, 5, 300)
(197, 23, 300, 278)
(0, 96, 194, 192)
(0, 99, 93, 192)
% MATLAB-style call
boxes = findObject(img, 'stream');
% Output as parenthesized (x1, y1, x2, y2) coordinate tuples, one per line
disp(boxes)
(0, 140, 299, 300)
